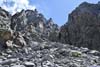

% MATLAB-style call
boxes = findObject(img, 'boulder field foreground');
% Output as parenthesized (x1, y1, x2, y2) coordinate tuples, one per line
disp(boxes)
(0, 1, 100, 67)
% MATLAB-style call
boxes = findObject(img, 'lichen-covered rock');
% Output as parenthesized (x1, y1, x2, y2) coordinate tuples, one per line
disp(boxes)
(70, 50, 82, 57)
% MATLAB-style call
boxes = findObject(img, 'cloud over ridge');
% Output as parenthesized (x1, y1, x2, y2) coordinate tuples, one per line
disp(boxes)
(0, 0, 36, 14)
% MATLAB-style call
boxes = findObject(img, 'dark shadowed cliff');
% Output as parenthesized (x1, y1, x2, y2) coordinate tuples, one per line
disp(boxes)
(60, 2, 100, 51)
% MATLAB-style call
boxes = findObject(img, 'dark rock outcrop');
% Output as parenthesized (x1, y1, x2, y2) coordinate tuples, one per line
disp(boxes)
(60, 2, 100, 50)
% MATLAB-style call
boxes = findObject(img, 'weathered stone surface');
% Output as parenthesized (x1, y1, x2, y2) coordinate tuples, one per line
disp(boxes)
(0, 30, 12, 40)
(0, 41, 99, 67)
(6, 40, 13, 48)
(70, 50, 82, 57)
(0, 58, 18, 65)
(24, 62, 35, 67)
(0, 7, 12, 49)
(11, 9, 59, 42)
(0, 7, 11, 30)
(60, 2, 100, 51)
(11, 65, 25, 67)
(13, 32, 26, 47)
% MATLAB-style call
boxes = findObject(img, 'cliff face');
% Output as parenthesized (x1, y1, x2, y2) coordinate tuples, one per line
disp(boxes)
(11, 9, 59, 41)
(60, 2, 100, 50)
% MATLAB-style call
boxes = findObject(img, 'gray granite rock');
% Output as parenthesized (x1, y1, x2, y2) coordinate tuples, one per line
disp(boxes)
(11, 65, 25, 67)
(0, 58, 18, 65)
(24, 62, 35, 67)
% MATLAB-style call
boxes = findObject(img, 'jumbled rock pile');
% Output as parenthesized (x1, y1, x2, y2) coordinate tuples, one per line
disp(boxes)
(0, 41, 99, 67)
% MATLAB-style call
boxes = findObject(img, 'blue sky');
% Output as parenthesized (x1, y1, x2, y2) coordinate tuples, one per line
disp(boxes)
(0, 0, 100, 26)
(29, 0, 100, 26)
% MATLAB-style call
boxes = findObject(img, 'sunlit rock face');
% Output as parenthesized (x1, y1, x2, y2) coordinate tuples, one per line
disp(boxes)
(0, 7, 58, 49)
(60, 2, 100, 50)
(10, 9, 59, 42)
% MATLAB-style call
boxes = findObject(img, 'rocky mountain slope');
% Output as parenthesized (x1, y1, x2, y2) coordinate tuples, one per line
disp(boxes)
(0, 1, 100, 67)
(0, 7, 59, 50)
(59, 2, 100, 51)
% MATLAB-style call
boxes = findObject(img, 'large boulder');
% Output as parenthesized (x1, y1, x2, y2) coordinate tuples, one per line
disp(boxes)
(0, 30, 12, 40)
(60, 2, 100, 50)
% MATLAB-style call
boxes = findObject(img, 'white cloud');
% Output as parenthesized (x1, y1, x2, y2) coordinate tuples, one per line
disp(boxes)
(0, 0, 36, 15)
